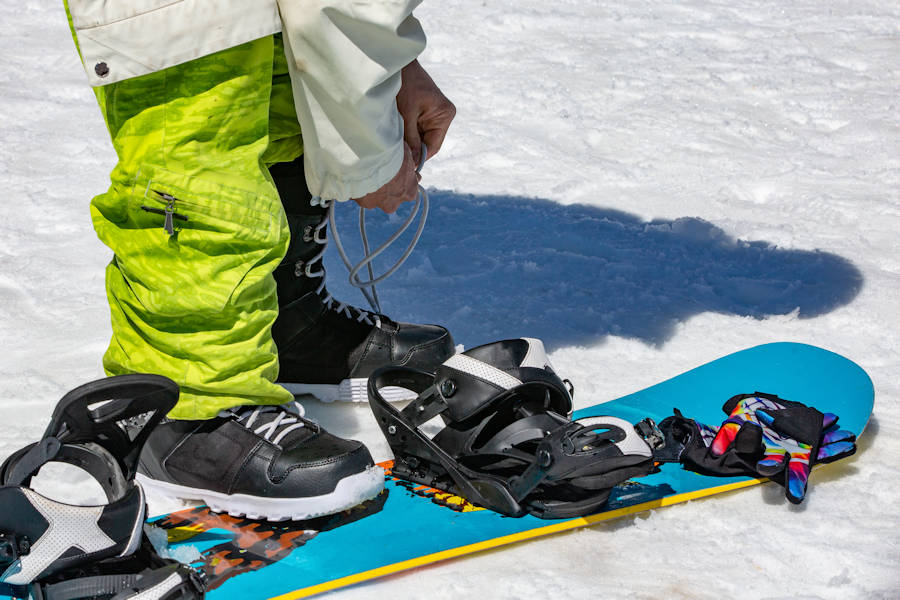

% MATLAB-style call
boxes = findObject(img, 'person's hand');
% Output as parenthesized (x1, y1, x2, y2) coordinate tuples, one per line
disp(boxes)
(352, 60, 453, 214)
(351, 142, 420, 214)
(396, 59, 456, 165)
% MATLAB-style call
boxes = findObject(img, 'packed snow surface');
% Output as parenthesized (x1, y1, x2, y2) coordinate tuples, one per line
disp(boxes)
(1, 1, 898, 598)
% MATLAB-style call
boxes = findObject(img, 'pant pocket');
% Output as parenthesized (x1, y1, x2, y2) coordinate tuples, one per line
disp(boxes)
(92, 163, 284, 317)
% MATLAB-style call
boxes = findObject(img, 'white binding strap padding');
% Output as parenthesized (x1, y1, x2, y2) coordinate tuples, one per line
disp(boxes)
(520, 337, 552, 370)
(2, 489, 117, 585)
(576, 416, 653, 458)
(443, 354, 523, 390)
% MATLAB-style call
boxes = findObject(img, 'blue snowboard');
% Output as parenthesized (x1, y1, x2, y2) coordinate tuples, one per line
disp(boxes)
(150, 343, 874, 599)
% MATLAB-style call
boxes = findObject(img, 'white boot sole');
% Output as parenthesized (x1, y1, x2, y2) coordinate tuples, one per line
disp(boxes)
(280, 379, 416, 403)
(136, 465, 384, 521)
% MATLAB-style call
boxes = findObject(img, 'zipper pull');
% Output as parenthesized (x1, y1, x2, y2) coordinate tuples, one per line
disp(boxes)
(164, 202, 175, 236)
(153, 190, 178, 236)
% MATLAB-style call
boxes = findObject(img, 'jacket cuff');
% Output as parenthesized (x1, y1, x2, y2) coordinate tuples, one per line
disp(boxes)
(277, 0, 425, 202)
(303, 139, 405, 202)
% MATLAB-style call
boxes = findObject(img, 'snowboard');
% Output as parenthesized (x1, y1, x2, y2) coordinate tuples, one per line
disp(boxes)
(149, 343, 874, 599)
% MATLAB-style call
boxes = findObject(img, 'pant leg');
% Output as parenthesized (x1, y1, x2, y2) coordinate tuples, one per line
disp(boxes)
(77, 34, 296, 419)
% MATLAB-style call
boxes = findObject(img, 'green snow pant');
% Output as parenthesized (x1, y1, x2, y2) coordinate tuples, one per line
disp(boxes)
(71, 27, 304, 418)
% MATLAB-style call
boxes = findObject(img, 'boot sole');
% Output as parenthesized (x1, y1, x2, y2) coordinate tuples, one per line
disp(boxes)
(136, 465, 384, 521)
(280, 379, 416, 403)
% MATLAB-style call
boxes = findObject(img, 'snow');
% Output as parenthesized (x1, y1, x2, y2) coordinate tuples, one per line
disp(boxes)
(1, 0, 899, 598)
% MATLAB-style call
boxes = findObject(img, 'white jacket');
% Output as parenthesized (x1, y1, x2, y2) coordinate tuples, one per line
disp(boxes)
(67, 0, 426, 201)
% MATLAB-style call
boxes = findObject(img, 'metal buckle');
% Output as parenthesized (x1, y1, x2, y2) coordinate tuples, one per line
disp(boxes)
(634, 418, 665, 450)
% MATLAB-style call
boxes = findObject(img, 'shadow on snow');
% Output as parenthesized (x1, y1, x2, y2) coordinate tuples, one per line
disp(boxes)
(322, 190, 863, 350)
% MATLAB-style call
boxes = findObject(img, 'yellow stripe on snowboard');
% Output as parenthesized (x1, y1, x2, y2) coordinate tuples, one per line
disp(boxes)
(269, 477, 762, 600)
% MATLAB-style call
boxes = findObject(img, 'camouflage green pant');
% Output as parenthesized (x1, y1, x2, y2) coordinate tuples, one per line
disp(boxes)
(67, 9, 304, 418)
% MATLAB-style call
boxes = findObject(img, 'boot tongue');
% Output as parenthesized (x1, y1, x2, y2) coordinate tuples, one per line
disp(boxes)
(229, 403, 316, 448)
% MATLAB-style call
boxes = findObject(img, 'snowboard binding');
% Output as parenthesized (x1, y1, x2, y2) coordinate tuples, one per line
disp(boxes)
(0, 374, 206, 599)
(368, 339, 656, 519)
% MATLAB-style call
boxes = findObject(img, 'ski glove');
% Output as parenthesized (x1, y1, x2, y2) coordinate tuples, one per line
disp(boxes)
(660, 393, 857, 503)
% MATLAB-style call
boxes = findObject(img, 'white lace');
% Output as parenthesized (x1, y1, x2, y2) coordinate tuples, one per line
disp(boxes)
(229, 402, 309, 446)
(302, 196, 382, 327)
(305, 145, 430, 318)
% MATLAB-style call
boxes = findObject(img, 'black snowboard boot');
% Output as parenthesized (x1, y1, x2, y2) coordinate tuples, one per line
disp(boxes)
(269, 158, 455, 403)
(136, 401, 384, 521)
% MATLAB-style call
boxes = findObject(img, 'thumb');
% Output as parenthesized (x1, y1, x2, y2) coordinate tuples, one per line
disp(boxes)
(733, 421, 763, 455)
(709, 421, 740, 457)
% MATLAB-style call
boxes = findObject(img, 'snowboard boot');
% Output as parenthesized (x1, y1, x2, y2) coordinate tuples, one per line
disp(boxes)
(135, 401, 384, 521)
(269, 158, 455, 403)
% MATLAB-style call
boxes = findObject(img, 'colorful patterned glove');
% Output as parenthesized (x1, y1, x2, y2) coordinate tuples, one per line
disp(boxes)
(659, 393, 857, 504)
(711, 393, 857, 503)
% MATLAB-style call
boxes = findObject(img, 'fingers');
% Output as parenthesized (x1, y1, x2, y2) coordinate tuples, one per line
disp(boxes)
(822, 427, 856, 446)
(822, 412, 839, 429)
(402, 102, 454, 165)
(421, 101, 455, 158)
(817, 440, 856, 463)
(817, 426, 857, 464)
(784, 454, 811, 504)
(400, 143, 420, 202)
(402, 115, 423, 166)
(755, 408, 775, 427)
(396, 59, 455, 165)
(351, 143, 419, 214)
(783, 426, 854, 502)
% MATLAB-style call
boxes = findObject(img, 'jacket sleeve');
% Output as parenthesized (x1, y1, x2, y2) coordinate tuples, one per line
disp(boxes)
(276, 0, 426, 201)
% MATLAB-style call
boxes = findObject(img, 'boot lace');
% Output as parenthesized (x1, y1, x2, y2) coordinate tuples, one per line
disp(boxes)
(296, 197, 383, 327)
(227, 402, 312, 446)
(297, 145, 430, 323)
